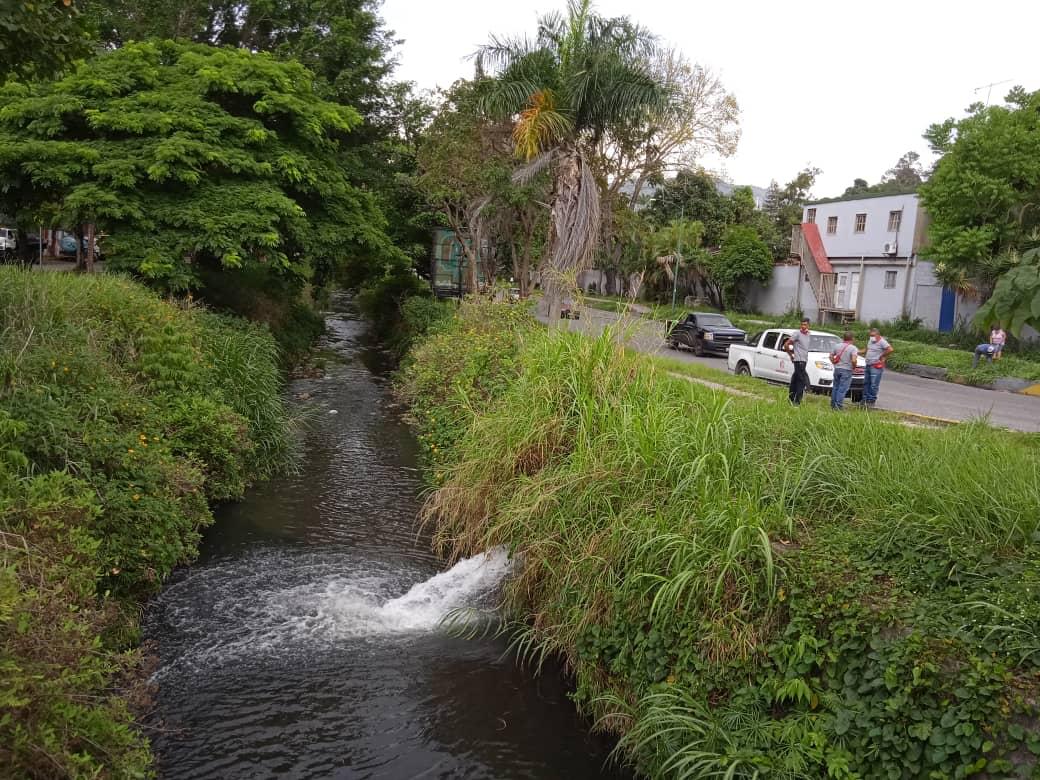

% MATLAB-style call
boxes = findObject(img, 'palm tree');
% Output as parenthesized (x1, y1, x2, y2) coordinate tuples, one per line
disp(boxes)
(477, 0, 663, 323)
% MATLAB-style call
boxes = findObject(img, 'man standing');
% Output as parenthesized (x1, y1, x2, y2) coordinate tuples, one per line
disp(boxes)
(783, 318, 813, 406)
(862, 327, 893, 408)
(829, 331, 859, 411)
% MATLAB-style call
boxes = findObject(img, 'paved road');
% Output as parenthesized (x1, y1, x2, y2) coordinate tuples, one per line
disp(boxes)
(549, 308, 1040, 433)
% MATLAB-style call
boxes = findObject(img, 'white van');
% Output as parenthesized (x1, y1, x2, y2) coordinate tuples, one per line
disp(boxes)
(0, 228, 17, 253)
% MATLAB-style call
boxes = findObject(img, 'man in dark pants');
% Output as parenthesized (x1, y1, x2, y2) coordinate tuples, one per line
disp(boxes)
(784, 318, 813, 405)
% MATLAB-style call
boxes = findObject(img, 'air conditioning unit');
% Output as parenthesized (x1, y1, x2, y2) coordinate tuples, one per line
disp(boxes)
(882, 242, 898, 255)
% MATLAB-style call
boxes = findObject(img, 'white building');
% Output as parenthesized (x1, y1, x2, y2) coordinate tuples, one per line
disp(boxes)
(744, 192, 971, 330)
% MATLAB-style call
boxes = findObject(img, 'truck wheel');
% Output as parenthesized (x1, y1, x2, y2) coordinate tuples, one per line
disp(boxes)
(850, 389, 863, 403)
(736, 362, 751, 377)
(693, 338, 705, 357)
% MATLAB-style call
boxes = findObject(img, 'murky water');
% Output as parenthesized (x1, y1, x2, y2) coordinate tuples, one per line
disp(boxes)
(144, 295, 626, 779)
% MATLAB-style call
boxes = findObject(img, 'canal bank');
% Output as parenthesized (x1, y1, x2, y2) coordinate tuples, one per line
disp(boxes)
(144, 294, 625, 778)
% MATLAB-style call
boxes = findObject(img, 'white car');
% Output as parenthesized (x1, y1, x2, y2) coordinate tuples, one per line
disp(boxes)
(727, 328, 864, 400)
(0, 227, 16, 253)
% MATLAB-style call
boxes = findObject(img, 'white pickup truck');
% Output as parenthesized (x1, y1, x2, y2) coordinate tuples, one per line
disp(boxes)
(727, 328, 864, 401)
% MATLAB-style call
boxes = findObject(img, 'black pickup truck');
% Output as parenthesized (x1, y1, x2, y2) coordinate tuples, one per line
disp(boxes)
(665, 312, 747, 357)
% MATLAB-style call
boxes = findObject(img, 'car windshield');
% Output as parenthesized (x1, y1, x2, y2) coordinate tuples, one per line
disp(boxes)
(695, 314, 734, 327)
(810, 335, 841, 352)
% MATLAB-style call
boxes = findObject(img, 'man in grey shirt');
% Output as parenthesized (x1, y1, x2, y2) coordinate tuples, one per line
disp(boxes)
(783, 318, 813, 405)
(829, 331, 859, 410)
(862, 327, 893, 407)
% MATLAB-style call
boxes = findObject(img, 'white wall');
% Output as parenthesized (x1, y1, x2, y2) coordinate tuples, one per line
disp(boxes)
(743, 265, 817, 320)
(804, 194, 921, 260)
(856, 264, 907, 322)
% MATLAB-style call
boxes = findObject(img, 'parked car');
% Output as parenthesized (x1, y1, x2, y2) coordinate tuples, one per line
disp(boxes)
(727, 328, 864, 400)
(58, 234, 103, 260)
(561, 296, 580, 319)
(665, 312, 747, 356)
(0, 227, 17, 257)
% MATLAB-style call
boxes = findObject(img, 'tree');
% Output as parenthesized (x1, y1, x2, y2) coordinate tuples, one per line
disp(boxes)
(417, 79, 514, 292)
(0, 41, 401, 292)
(705, 225, 773, 310)
(646, 169, 731, 246)
(881, 150, 925, 188)
(842, 178, 871, 197)
(763, 166, 820, 258)
(647, 218, 708, 305)
(601, 49, 739, 207)
(918, 87, 1040, 302)
(477, 0, 664, 324)
(1, 0, 95, 80)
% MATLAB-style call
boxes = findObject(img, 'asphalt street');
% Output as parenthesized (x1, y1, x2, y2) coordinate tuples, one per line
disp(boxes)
(548, 308, 1040, 433)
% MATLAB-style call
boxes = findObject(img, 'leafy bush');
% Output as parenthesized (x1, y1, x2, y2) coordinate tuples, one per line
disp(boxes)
(405, 316, 1040, 777)
(0, 269, 292, 777)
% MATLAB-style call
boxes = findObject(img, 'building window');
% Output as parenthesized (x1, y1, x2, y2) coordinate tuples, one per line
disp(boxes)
(884, 270, 897, 289)
(854, 213, 867, 233)
(806, 208, 816, 224)
(827, 216, 838, 234)
(888, 210, 902, 232)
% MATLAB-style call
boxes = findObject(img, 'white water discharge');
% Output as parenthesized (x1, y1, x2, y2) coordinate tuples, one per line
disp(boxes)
(153, 547, 512, 678)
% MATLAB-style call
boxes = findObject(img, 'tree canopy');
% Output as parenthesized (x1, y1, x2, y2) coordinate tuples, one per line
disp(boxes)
(920, 87, 1040, 333)
(705, 224, 773, 309)
(1, 0, 95, 80)
(0, 40, 401, 291)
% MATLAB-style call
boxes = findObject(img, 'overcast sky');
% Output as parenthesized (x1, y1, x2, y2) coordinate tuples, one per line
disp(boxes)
(380, 0, 1038, 198)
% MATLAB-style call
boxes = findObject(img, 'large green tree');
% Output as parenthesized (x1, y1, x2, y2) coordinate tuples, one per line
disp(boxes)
(477, 0, 664, 322)
(919, 87, 1040, 321)
(0, 40, 400, 291)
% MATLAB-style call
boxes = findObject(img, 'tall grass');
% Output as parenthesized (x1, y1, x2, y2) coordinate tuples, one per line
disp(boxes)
(403, 299, 1040, 778)
(0, 269, 294, 777)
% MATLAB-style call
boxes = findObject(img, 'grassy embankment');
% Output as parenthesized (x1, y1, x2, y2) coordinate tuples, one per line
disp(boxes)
(0, 270, 292, 778)
(585, 295, 1040, 386)
(398, 298, 1040, 779)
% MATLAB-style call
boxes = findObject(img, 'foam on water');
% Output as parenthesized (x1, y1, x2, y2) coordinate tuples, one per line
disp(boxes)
(152, 547, 512, 678)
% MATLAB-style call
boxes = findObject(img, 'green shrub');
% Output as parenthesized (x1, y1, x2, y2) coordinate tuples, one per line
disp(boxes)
(0, 269, 292, 778)
(396, 298, 536, 478)
(405, 313, 1040, 778)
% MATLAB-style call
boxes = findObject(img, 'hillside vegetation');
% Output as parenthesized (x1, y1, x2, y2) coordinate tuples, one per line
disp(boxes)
(399, 299, 1040, 779)
(0, 270, 292, 777)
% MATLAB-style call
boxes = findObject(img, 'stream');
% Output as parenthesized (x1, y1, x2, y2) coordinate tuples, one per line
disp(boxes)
(143, 294, 626, 779)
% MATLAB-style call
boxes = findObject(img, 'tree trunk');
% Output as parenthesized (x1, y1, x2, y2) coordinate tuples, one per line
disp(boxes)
(74, 226, 83, 270)
(84, 223, 95, 273)
(546, 145, 600, 329)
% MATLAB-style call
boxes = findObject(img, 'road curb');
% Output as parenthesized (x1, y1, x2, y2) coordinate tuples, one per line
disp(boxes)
(897, 363, 1038, 395)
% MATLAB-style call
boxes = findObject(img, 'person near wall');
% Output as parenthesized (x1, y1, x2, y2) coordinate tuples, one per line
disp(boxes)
(783, 318, 813, 406)
(861, 327, 893, 409)
(989, 325, 1006, 360)
(972, 342, 997, 368)
(829, 332, 859, 411)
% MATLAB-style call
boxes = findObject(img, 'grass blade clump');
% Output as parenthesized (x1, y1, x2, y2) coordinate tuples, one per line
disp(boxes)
(400, 297, 1040, 778)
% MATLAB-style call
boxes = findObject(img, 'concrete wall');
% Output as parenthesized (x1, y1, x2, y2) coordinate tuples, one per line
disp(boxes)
(803, 193, 921, 259)
(857, 263, 908, 322)
(743, 264, 817, 320)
